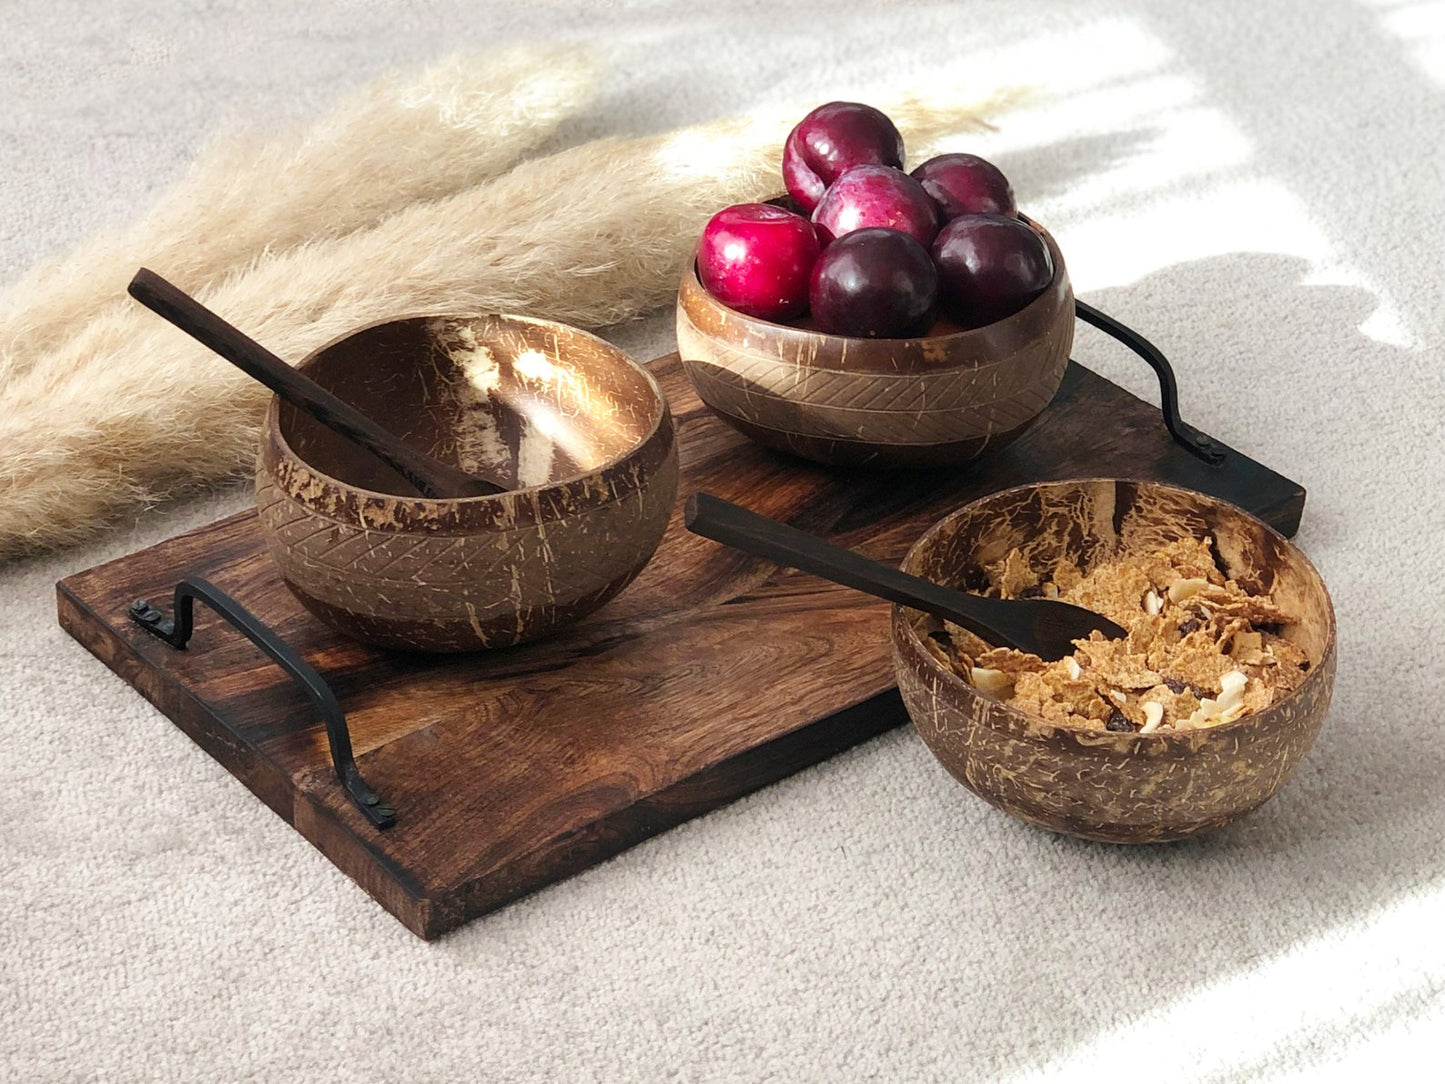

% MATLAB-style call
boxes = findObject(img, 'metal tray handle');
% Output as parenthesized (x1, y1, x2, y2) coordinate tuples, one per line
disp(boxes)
(1075, 300, 1225, 466)
(128, 577, 397, 829)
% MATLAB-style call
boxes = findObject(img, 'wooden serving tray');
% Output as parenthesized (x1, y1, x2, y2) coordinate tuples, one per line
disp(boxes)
(57, 354, 1305, 939)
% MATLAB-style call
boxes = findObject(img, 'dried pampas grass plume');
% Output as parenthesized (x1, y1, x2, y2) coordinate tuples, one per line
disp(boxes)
(0, 85, 1002, 558)
(0, 43, 599, 380)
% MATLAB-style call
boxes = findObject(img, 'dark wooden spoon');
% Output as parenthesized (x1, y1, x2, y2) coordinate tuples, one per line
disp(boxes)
(684, 492, 1126, 661)
(127, 268, 505, 498)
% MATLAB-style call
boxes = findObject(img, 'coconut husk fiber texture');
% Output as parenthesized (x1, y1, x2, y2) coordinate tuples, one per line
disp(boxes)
(0, 80, 996, 559)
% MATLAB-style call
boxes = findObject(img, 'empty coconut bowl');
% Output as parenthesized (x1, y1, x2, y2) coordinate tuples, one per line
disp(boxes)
(675, 217, 1073, 468)
(256, 314, 679, 653)
(890, 479, 1337, 843)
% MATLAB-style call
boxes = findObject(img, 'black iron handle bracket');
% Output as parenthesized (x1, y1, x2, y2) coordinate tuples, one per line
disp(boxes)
(1075, 299, 1226, 466)
(128, 577, 397, 829)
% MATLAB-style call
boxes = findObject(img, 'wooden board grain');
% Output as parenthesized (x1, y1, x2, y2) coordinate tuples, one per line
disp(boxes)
(56, 354, 1305, 939)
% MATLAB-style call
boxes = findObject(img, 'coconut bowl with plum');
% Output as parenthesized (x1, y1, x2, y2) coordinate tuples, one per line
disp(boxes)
(676, 101, 1074, 468)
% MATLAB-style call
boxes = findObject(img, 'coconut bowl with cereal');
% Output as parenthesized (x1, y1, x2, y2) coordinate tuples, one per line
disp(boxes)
(891, 478, 1336, 843)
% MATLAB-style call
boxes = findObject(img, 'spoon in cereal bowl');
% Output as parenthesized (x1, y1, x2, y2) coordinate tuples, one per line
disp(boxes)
(684, 492, 1125, 661)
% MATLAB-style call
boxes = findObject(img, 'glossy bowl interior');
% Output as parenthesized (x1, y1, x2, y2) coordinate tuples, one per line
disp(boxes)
(256, 313, 679, 653)
(890, 478, 1337, 843)
(675, 216, 1074, 468)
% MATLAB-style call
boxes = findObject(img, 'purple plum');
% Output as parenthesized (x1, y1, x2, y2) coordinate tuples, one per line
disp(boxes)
(809, 227, 938, 338)
(931, 213, 1052, 329)
(697, 203, 821, 320)
(811, 164, 940, 248)
(783, 101, 905, 213)
(911, 153, 1016, 219)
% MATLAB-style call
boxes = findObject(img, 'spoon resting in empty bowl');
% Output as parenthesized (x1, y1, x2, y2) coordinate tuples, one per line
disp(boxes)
(127, 267, 506, 499)
(684, 492, 1125, 661)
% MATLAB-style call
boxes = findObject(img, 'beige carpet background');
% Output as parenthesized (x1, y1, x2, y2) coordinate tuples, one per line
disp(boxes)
(3, 1, 1443, 1080)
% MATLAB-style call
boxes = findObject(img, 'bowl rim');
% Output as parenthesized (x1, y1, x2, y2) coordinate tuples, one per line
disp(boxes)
(679, 212, 1069, 357)
(891, 476, 1338, 744)
(267, 311, 672, 506)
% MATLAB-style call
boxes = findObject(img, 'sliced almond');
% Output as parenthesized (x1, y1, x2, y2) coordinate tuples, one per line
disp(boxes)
(1217, 703, 1248, 725)
(1064, 657, 1082, 681)
(1140, 701, 1164, 733)
(1168, 578, 1211, 604)
(1217, 669, 1248, 713)
(1220, 669, 1248, 698)
(970, 667, 1014, 698)
(1143, 589, 1163, 616)
(1183, 697, 1219, 729)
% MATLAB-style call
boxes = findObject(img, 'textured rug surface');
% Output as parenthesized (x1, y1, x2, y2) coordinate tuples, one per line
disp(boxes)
(3, 1, 1443, 1080)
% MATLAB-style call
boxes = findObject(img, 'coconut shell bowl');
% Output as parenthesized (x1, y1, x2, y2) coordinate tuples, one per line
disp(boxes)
(255, 314, 679, 653)
(891, 479, 1337, 843)
(675, 219, 1073, 468)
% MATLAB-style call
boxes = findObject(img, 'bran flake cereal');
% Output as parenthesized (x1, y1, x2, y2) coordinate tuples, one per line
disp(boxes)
(935, 535, 1311, 732)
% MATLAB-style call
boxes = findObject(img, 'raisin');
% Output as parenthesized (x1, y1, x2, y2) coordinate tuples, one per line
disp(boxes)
(1105, 711, 1136, 732)
(1178, 617, 1201, 636)
(1164, 677, 1187, 694)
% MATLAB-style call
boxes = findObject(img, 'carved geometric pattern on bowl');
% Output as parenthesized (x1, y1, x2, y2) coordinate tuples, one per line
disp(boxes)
(699, 345, 1062, 408)
(686, 362, 1064, 441)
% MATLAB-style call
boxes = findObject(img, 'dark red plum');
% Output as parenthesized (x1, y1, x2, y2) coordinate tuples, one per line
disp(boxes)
(809, 227, 938, 338)
(931, 213, 1052, 329)
(911, 153, 1016, 219)
(811, 165, 940, 248)
(783, 101, 905, 213)
(697, 203, 821, 321)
